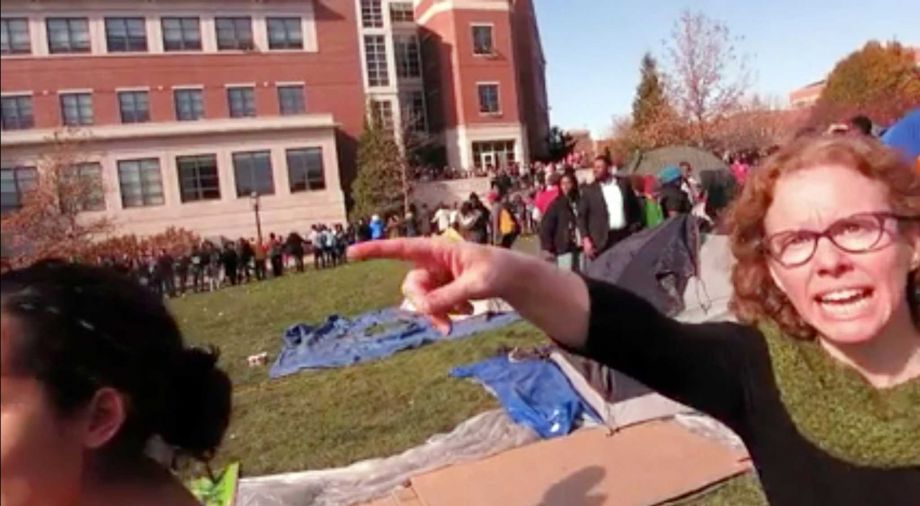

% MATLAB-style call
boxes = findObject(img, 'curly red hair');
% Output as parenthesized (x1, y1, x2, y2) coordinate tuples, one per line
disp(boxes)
(728, 135, 920, 339)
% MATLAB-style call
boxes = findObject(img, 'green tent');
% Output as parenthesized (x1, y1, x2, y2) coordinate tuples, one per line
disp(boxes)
(626, 145, 727, 176)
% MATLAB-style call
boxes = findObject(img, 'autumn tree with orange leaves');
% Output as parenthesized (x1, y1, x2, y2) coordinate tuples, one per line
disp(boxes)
(665, 10, 751, 148)
(810, 41, 920, 127)
(1, 131, 114, 266)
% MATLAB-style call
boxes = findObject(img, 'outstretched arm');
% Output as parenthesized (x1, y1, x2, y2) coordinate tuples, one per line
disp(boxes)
(349, 239, 591, 347)
(348, 239, 748, 424)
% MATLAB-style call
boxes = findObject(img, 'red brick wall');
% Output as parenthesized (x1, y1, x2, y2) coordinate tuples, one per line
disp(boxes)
(0, 0, 366, 185)
(420, 7, 522, 131)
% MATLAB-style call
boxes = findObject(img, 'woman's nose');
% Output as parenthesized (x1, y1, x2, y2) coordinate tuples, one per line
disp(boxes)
(812, 236, 853, 277)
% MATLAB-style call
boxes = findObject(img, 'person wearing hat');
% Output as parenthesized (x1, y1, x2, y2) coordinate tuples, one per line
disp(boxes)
(658, 165, 692, 218)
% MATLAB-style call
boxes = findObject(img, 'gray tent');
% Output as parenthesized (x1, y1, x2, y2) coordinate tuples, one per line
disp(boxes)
(626, 145, 727, 176)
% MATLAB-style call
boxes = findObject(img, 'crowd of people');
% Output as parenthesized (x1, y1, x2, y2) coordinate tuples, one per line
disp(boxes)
(95, 227, 353, 298)
(410, 154, 591, 182)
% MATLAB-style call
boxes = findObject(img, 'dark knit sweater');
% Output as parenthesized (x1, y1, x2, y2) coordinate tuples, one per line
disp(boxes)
(580, 278, 920, 506)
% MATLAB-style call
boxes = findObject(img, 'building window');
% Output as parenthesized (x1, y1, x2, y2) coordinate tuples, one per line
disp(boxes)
(0, 166, 38, 214)
(174, 88, 204, 121)
(177, 154, 221, 203)
(216, 17, 253, 50)
(68, 162, 105, 211)
(370, 99, 394, 132)
(232, 150, 274, 197)
(227, 86, 256, 118)
(161, 17, 201, 51)
(360, 0, 383, 28)
(471, 25, 493, 55)
(118, 158, 164, 208)
(390, 2, 414, 23)
(394, 35, 421, 79)
(47, 18, 90, 54)
(60, 92, 93, 126)
(105, 17, 147, 52)
(364, 35, 389, 87)
(401, 91, 427, 133)
(277, 85, 305, 115)
(1, 18, 31, 55)
(1, 95, 33, 130)
(266, 17, 302, 50)
(118, 90, 150, 124)
(477, 83, 500, 114)
(472, 140, 515, 169)
(286, 147, 325, 192)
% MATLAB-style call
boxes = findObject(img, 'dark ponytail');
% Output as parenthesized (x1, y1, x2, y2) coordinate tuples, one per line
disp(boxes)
(159, 347, 232, 460)
(1, 260, 232, 463)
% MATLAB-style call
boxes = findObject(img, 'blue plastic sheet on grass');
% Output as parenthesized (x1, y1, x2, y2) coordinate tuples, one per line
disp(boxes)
(269, 307, 520, 378)
(451, 356, 599, 438)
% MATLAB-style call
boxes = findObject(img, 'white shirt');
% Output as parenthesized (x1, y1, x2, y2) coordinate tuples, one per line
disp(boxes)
(600, 178, 626, 230)
(431, 209, 451, 231)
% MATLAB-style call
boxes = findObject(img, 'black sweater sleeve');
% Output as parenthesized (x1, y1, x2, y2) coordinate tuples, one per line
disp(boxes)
(574, 277, 760, 428)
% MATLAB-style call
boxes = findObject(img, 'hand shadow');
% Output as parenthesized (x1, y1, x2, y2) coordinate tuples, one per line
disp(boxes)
(536, 465, 607, 506)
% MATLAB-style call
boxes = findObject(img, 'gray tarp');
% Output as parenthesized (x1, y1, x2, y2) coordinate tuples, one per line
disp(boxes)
(237, 410, 538, 506)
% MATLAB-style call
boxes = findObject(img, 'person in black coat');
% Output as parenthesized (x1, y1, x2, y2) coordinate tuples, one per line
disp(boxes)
(577, 156, 643, 259)
(539, 172, 582, 271)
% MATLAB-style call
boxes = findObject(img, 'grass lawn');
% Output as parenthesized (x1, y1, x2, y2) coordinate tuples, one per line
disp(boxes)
(170, 257, 544, 475)
(170, 237, 764, 504)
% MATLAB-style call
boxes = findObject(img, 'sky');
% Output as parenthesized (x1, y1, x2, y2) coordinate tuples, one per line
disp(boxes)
(534, 0, 920, 137)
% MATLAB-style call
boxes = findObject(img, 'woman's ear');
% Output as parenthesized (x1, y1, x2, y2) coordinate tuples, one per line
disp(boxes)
(81, 388, 127, 450)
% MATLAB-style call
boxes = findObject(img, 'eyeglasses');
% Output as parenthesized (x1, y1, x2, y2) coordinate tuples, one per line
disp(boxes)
(763, 212, 918, 268)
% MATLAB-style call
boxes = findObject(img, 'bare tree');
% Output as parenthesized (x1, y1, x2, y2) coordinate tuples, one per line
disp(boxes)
(710, 95, 806, 153)
(664, 10, 751, 147)
(1, 130, 113, 266)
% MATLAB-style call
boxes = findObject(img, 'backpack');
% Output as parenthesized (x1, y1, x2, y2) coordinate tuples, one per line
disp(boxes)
(499, 205, 520, 236)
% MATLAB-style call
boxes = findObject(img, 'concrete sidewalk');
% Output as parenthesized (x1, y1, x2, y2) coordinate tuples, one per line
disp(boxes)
(364, 420, 750, 506)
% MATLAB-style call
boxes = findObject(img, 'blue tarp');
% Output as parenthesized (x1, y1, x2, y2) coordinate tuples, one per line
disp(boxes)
(881, 108, 920, 162)
(269, 308, 520, 378)
(451, 356, 599, 438)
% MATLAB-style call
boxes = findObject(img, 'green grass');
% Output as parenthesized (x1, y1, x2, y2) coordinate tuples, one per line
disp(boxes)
(170, 258, 544, 475)
(170, 236, 765, 504)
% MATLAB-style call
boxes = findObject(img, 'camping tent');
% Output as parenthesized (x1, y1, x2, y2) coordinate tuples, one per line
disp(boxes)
(626, 145, 728, 177)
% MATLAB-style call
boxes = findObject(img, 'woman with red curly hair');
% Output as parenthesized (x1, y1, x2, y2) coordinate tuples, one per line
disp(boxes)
(350, 134, 919, 505)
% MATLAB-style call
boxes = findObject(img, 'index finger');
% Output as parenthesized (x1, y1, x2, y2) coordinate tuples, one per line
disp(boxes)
(348, 238, 445, 264)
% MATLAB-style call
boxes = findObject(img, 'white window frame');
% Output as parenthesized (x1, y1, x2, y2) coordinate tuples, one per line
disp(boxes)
(471, 23, 494, 56)
(476, 82, 501, 115)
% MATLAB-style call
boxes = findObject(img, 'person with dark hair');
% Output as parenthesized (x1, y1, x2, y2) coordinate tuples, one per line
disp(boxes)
(268, 233, 284, 278)
(0, 261, 232, 506)
(221, 241, 239, 286)
(418, 204, 433, 237)
(238, 238, 255, 283)
(286, 232, 306, 273)
(490, 190, 521, 249)
(190, 243, 205, 293)
(578, 156, 643, 260)
(468, 193, 492, 244)
(175, 250, 190, 295)
(540, 172, 582, 271)
(155, 249, 176, 298)
(849, 115, 873, 136)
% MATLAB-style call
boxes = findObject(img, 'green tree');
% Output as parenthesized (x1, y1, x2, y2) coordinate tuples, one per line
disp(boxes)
(545, 126, 576, 162)
(351, 113, 408, 220)
(630, 52, 685, 149)
(632, 53, 668, 131)
(811, 41, 920, 126)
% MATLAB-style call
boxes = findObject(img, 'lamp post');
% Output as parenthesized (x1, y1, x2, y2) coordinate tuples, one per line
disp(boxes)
(250, 191, 263, 244)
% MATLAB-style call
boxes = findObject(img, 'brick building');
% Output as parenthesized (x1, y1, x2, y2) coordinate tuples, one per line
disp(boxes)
(0, 0, 548, 239)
